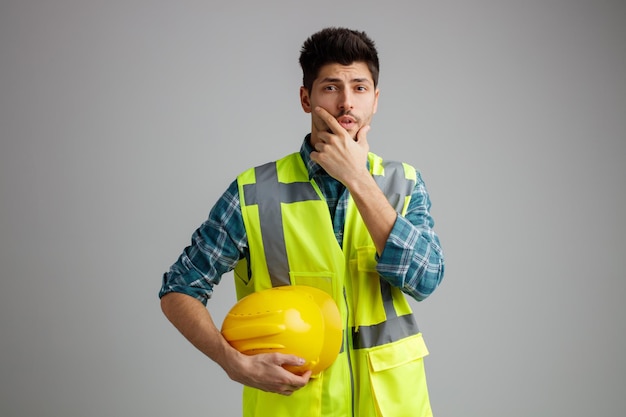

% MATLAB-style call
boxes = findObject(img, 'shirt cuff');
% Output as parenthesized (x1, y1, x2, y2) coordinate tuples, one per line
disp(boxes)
(376, 215, 418, 285)
(158, 272, 213, 306)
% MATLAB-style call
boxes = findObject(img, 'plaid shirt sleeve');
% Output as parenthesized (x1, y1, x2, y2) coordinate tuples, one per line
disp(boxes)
(159, 180, 247, 305)
(376, 171, 445, 302)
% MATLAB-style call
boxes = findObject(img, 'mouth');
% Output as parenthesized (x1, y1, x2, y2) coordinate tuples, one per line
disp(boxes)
(337, 115, 357, 130)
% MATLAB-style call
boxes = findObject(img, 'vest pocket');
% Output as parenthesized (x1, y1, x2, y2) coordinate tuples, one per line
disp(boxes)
(356, 246, 378, 272)
(367, 333, 433, 417)
(289, 271, 336, 299)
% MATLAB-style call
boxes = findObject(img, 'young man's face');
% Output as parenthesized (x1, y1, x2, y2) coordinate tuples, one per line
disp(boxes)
(300, 62, 379, 145)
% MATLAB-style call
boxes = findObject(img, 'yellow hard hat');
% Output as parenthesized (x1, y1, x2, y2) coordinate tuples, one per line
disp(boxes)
(288, 286, 342, 375)
(221, 285, 342, 375)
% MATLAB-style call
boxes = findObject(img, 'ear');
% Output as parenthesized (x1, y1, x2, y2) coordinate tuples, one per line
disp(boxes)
(300, 86, 312, 113)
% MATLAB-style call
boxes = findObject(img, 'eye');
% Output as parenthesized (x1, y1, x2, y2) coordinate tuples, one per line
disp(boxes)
(356, 85, 367, 92)
(324, 85, 338, 91)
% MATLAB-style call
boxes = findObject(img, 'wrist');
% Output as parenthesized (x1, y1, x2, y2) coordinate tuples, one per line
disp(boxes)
(343, 168, 374, 194)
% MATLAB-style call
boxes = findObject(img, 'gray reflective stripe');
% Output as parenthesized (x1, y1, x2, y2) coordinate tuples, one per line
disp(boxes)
(348, 161, 420, 348)
(373, 161, 415, 213)
(242, 161, 320, 287)
(352, 279, 420, 349)
(352, 314, 420, 349)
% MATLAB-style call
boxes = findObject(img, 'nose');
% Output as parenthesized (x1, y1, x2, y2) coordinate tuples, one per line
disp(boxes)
(339, 90, 353, 111)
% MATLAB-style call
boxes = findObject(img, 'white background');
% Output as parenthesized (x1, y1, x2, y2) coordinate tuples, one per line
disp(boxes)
(1, 1, 625, 416)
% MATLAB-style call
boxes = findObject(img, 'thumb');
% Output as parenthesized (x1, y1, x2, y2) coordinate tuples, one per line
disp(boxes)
(276, 354, 306, 367)
(356, 125, 371, 145)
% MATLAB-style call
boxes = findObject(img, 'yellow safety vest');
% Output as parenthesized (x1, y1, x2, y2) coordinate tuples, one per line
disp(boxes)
(234, 152, 432, 417)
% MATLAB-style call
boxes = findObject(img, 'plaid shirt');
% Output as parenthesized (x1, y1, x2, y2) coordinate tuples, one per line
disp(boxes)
(160, 136, 444, 304)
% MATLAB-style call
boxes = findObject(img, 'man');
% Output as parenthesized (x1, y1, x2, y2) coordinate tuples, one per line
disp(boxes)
(160, 27, 444, 417)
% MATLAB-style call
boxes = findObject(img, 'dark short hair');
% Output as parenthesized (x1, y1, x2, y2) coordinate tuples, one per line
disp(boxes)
(299, 27, 380, 92)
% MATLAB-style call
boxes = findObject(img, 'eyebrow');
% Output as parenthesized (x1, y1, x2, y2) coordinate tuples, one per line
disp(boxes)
(319, 77, 372, 84)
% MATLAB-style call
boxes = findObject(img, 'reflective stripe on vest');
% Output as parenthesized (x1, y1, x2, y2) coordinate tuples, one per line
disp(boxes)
(240, 154, 418, 349)
(372, 160, 416, 213)
(242, 162, 320, 287)
(352, 280, 420, 349)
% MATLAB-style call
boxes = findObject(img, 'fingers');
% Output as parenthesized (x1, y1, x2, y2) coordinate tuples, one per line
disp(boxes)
(315, 106, 342, 134)
(314, 106, 370, 145)
(275, 355, 311, 394)
(279, 369, 312, 396)
(276, 353, 306, 368)
(246, 353, 311, 395)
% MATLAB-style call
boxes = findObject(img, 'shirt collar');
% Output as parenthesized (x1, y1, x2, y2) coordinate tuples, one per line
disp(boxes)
(300, 134, 325, 180)
(299, 133, 371, 180)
